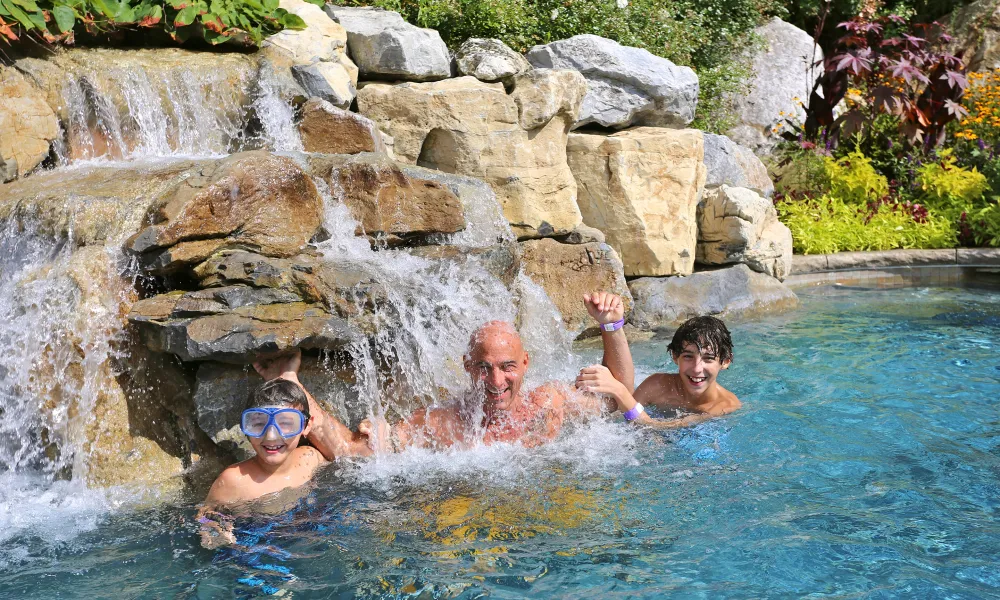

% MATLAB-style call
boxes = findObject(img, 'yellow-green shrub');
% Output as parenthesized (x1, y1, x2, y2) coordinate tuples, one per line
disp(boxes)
(824, 151, 889, 205)
(778, 195, 958, 255)
(916, 150, 988, 218)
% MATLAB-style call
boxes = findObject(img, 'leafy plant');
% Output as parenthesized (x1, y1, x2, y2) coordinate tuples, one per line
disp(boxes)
(778, 193, 957, 254)
(915, 149, 987, 217)
(798, 14, 968, 151)
(0, 0, 319, 46)
(824, 150, 889, 204)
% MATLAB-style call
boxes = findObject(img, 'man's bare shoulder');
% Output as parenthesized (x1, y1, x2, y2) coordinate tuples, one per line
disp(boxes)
(634, 373, 683, 407)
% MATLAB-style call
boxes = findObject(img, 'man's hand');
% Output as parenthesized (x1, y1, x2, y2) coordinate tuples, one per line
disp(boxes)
(253, 348, 302, 382)
(575, 364, 627, 400)
(583, 292, 625, 325)
(358, 416, 393, 454)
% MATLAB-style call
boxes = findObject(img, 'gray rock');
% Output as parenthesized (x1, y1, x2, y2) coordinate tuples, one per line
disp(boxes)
(455, 38, 532, 82)
(557, 224, 606, 245)
(324, 6, 451, 81)
(703, 133, 774, 197)
(127, 285, 360, 363)
(727, 18, 823, 154)
(628, 264, 799, 330)
(526, 34, 699, 129)
(292, 62, 357, 109)
(696, 185, 792, 279)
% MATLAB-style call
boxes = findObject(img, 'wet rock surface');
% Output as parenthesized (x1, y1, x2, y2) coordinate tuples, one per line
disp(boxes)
(628, 264, 799, 329)
(520, 238, 632, 337)
(298, 98, 386, 154)
(568, 127, 705, 277)
(526, 34, 699, 129)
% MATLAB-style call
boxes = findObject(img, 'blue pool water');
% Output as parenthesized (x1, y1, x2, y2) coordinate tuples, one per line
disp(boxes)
(2, 285, 1000, 598)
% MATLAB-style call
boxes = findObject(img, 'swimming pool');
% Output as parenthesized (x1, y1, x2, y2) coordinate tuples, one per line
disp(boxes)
(3, 285, 999, 599)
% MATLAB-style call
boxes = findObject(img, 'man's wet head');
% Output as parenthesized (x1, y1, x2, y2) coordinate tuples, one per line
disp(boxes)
(464, 321, 529, 416)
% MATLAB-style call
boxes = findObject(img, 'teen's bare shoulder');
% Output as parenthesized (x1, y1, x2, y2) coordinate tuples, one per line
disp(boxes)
(290, 445, 326, 467)
(206, 463, 254, 504)
(634, 373, 683, 408)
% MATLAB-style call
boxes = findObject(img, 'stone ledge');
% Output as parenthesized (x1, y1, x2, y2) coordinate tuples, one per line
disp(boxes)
(791, 248, 1000, 274)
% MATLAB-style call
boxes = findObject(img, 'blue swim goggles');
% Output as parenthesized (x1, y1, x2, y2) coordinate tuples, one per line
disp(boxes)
(240, 408, 306, 438)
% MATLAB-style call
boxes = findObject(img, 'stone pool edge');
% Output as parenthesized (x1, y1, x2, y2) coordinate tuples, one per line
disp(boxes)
(786, 248, 1000, 289)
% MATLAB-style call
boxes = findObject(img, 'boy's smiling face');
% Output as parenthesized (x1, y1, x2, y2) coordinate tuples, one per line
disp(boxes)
(672, 341, 730, 397)
(247, 405, 312, 469)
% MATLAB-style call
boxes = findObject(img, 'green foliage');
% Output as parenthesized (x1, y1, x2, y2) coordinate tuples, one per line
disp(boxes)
(915, 150, 988, 218)
(824, 150, 889, 205)
(0, 0, 309, 46)
(778, 194, 957, 254)
(329, 0, 782, 132)
(967, 202, 1000, 247)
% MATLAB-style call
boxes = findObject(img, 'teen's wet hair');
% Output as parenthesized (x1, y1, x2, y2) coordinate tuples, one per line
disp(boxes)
(667, 316, 733, 364)
(246, 378, 311, 419)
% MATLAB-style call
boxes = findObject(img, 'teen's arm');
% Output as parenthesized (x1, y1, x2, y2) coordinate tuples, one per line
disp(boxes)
(576, 366, 703, 429)
(198, 470, 241, 548)
(253, 350, 369, 460)
(583, 292, 635, 394)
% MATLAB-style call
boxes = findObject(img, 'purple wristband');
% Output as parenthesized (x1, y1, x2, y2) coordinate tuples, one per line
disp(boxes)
(600, 318, 625, 332)
(623, 403, 645, 422)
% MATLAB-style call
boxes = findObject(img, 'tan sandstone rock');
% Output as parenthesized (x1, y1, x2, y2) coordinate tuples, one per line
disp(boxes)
(0, 65, 59, 181)
(356, 74, 586, 238)
(308, 153, 465, 243)
(298, 97, 386, 154)
(567, 127, 706, 277)
(697, 185, 792, 279)
(520, 238, 632, 337)
(129, 151, 323, 272)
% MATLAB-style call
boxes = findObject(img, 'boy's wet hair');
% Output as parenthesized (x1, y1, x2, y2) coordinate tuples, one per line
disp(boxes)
(246, 378, 311, 419)
(667, 316, 733, 364)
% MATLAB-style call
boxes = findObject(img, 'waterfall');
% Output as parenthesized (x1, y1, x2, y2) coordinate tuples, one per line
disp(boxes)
(50, 54, 301, 164)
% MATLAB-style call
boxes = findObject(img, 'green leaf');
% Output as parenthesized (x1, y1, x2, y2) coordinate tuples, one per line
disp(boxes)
(281, 12, 305, 29)
(174, 5, 197, 26)
(303, 0, 325, 6)
(1, 0, 37, 29)
(9, 0, 41, 12)
(262, 0, 278, 12)
(52, 4, 75, 31)
(203, 28, 229, 44)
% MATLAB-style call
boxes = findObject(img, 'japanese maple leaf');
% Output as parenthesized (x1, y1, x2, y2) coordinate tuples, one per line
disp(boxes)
(890, 59, 930, 85)
(835, 51, 872, 75)
(940, 69, 968, 90)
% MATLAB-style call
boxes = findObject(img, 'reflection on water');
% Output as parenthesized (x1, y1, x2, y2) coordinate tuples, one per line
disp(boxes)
(2, 286, 1000, 598)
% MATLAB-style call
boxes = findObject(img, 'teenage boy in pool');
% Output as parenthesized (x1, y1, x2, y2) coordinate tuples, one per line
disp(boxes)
(198, 349, 364, 547)
(575, 315, 741, 428)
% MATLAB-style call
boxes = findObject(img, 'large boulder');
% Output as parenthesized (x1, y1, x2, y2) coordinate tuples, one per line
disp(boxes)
(324, 6, 451, 81)
(696, 185, 792, 279)
(0, 65, 59, 181)
(128, 151, 323, 274)
(127, 286, 360, 363)
(727, 18, 823, 154)
(298, 97, 387, 154)
(455, 38, 532, 83)
(628, 264, 799, 330)
(520, 238, 632, 337)
(567, 127, 705, 277)
(526, 34, 699, 129)
(308, 153, 466, 244)
(509, 68, 587, 130)
(264, 0, 359, 108)
(702, 133, 774, 197)
(949, 0, 1000, 72)
(357, 75, 586, 238)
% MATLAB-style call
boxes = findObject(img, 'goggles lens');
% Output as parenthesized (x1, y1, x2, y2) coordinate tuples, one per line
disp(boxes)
(240, 408, 305, 438)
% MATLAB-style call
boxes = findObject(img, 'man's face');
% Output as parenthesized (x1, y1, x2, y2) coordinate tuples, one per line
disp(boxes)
(465, 323, 529, 416)
(672, 342, 730, 398)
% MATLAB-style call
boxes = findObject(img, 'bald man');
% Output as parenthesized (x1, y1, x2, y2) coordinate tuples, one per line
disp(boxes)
(333, 292, 633, 455)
